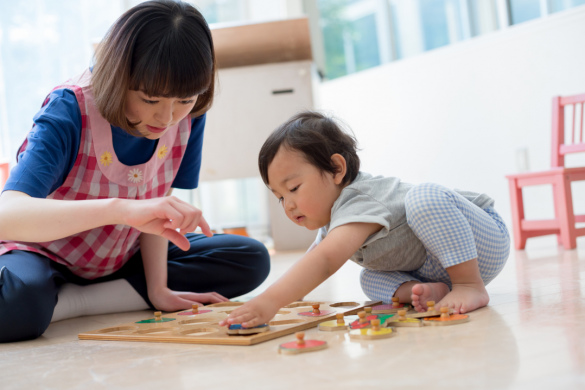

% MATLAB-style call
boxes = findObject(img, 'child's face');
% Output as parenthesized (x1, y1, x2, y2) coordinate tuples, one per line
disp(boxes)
(267, 146, 345, 230)
(125, 90, 198, 139)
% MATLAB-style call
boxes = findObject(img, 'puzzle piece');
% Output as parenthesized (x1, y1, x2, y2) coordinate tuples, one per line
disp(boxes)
(371, 297, 412, 314)
(349, 310, 394, 329)
(177, 304, 213, 316)
(423, 307, 470, 326)
(227, 323, 270, 335)
(278, 332, 327, 354)
(349, 319, 395, 340)
(136, 311, 176, 324)
(298, 303, 335, 317)
(407, 301, 452, 319)
(318, 313, 348, 331)
(386, 309, 423, 327)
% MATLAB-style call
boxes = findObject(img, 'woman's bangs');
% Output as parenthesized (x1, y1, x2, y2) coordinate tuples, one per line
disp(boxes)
(129, 48, 212, 98)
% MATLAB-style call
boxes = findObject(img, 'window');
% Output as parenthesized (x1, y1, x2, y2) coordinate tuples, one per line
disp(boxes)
(0, 1, 123, 163)
(509, 0, 542, 24)
(315, 0, 585, 80)
(549, 0, 585, 12)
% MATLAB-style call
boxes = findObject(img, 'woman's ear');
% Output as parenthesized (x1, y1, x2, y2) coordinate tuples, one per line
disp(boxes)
(330, 153, 347, 185)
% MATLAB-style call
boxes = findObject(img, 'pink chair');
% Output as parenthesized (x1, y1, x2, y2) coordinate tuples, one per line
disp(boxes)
(0, 161, 8, 191)
(506, 94, 585, 250)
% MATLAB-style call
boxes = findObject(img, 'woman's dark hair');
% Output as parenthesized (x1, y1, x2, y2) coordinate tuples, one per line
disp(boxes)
(92, 0, 216, 132)
(259, 111, 360, 186)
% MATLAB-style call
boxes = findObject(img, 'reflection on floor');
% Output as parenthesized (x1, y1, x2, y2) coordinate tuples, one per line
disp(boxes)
(1, 236, 584, 389)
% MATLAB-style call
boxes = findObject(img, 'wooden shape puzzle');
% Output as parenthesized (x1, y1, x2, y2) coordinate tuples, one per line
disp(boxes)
(422, 307, 470, 326)
(78, 300, 381, 346)
(278, 332, 327, 354)
(349, 319, 395, 340)
(386, 309, 423, 327)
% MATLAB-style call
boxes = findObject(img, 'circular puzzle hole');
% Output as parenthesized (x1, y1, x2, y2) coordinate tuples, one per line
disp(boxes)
(178, 318, 217, 326)
(330, 302, 359, 308)
(135, 327, 174, 334)
(206, 302, 244, 308)
(269, 319, 305, 326)
(179, 327, 219, 337)
(283, 302, 322, 309)
(97, 326, 138, 334)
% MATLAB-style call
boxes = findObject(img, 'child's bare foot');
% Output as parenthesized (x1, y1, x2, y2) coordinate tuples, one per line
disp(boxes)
(436, 283, 489, 314)
(411, 283, 450, 312)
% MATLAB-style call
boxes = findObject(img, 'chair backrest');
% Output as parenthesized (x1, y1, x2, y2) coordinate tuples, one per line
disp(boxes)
(551, 93, 585, 167)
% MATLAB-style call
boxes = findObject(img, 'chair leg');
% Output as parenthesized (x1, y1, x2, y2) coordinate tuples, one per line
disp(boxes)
(508, 179, 527, 250)
(554, 176, 577, 249)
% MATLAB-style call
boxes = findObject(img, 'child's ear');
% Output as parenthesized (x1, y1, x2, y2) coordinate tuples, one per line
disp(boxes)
(330, 154, 347, 185)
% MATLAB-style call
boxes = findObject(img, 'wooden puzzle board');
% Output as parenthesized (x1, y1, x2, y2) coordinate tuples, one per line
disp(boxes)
(78, 300, 381, 346)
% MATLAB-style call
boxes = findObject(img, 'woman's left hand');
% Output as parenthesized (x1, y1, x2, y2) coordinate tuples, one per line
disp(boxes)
(149, 287, 228, 312)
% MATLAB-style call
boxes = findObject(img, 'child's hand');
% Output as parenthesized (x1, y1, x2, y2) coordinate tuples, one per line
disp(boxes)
(149, 287, 228, 312)
(122, 197, 212, 250)
(219, 297, 280, 328)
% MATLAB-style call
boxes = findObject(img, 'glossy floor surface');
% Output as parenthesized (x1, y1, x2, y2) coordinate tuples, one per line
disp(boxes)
(2, 236, 584, 390)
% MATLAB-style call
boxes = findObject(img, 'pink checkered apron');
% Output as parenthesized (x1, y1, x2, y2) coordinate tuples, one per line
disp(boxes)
(0, 69, 191, 279)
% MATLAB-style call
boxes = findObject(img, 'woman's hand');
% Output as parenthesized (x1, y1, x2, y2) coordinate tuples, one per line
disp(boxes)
(122, 196, 212, 250)
(218, 296, 280, 328)
(149, 287, 229, 312)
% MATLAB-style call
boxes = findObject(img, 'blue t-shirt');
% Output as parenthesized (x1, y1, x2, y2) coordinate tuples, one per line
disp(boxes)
(4, 88, 204, 198)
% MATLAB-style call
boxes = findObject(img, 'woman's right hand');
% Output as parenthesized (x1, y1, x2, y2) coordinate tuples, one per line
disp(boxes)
(122, 196, 212, 250)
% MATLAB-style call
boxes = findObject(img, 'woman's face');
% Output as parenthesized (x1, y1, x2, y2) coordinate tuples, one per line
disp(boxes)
(125, 90, 198, 139)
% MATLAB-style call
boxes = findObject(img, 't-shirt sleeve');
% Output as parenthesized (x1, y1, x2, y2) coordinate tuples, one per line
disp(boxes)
(328, 189, 392, 247)
(3, 89, 81, 198)
(171, 113, 205, 189)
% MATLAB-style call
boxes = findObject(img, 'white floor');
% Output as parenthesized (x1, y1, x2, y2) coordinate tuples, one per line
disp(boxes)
(2, 236, 585, 390)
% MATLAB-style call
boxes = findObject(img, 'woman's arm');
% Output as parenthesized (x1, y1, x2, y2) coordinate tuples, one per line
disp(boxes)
(220, 222, 382, 328)
(0, 190, 211, 250)
(138, 189, 228, 311)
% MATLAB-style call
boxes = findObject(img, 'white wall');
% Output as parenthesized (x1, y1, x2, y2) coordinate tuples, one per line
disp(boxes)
(315, 6, 585, 228)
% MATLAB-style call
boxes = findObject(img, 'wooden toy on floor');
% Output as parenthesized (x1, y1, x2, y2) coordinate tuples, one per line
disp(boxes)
(407, 301, 452, 319)
(372, 297, 412, 314)
(278, 332, 328, 354)
(386, 309, 423, 327)
(318, 313, 349, 331)
(423, 307, 470, 326)
(78, 300, 380, 346)
(349, 319, 395, 340)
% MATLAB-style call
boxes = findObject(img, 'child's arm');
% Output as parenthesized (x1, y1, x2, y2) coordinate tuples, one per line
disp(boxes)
(0, 190, 206, 251)
(219, 222, 382, 328)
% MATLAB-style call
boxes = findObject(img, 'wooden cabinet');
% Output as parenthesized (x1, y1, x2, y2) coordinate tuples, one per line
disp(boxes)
(201, 18, 318, 250)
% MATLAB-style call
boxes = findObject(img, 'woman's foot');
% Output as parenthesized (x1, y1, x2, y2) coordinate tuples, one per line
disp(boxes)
(410, 282, 450, 312)
(436, 283, 489, 314)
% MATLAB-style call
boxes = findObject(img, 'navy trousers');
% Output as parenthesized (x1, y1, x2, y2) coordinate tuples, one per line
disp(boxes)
(0, 233, 270, 342)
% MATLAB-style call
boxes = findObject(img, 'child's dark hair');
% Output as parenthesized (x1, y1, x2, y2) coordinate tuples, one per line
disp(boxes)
(92, 0, 215, 132)
(259, 111, 360, 186)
